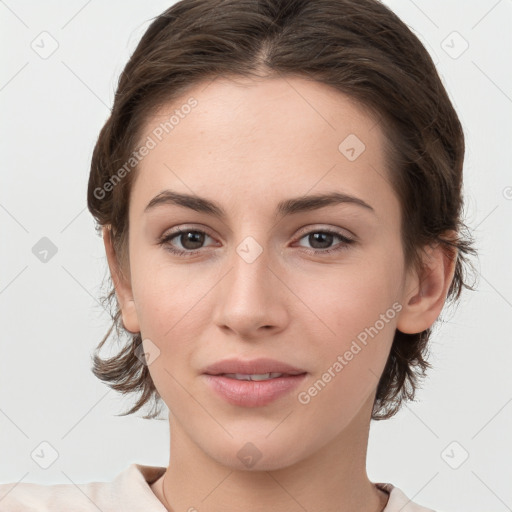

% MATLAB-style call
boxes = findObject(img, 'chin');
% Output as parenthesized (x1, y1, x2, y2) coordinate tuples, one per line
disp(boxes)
(204, 436, 310, 472)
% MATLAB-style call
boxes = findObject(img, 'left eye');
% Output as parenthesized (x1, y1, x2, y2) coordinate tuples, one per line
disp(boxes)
(295, 230, 355, 253)
(158, 228, 355, 256)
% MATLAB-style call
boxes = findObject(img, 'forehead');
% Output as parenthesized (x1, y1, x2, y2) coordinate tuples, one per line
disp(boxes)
(141, 75, 380, 154)
(131, 75, 398, 224)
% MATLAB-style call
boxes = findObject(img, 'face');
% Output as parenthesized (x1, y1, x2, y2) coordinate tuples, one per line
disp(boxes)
(110, 75, 422, 471)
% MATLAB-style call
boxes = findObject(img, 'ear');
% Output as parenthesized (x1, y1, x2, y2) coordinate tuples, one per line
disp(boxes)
(396, 233, 458, 334)
(102, 226, 140, 334)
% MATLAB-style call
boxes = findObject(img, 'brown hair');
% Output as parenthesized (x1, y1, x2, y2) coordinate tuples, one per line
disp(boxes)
(87, 0, 478, 420)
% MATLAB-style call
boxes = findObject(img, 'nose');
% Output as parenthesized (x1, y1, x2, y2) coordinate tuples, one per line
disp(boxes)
(212, 239, 289, 340)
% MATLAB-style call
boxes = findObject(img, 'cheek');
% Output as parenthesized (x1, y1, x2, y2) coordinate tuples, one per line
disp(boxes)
(295, 286, 398, 428)
(291, 249, 402, 391)
(130, 253, 216, 360)
(293, 251, 402, 338)
(131, 261, 210, 404)
(130, 245, 189, 324)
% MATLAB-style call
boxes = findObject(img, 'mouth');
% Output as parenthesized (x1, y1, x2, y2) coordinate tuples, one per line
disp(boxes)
(201, 357, 308, 407)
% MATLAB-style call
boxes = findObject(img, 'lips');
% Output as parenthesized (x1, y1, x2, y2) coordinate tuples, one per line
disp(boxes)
(203, 373, 308, 407)
(202, 357, 307, 376)
(201, 357, 308, 407)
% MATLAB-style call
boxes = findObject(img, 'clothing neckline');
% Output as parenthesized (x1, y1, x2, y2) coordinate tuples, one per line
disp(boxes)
(133, 464, 397, 511)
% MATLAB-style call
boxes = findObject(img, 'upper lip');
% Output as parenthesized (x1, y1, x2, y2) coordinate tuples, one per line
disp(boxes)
(202, 357, 307, 376)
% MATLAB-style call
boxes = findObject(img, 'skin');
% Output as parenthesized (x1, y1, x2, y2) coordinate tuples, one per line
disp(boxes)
(103, 75, 456, 512)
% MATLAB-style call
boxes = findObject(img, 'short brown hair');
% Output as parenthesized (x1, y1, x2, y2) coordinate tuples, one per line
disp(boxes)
(87, 0, 477, 420)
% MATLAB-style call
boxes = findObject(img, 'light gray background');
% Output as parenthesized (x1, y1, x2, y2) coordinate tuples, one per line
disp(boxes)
(1, 1, 511, 511)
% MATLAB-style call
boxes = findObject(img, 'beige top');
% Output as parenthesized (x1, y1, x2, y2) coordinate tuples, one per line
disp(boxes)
(0, 463, 436, 511)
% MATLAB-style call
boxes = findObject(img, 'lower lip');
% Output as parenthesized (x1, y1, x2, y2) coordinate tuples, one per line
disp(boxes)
(202, 373, 307, 407)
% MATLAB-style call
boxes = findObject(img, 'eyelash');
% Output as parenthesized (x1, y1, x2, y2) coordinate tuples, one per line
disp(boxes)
(157, 227, 355, 257)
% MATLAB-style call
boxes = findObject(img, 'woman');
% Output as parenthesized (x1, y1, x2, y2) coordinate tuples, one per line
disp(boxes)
(0, 0, 476, 510)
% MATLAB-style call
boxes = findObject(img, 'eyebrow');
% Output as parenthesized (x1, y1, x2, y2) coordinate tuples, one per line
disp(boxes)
(144, 190, 375, 218)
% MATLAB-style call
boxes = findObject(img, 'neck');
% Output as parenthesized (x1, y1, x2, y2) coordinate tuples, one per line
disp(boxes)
(154, 394, 389, 512)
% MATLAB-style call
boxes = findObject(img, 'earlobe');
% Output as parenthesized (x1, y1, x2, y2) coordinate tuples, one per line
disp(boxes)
(102, 226, 141, 334)
(396, 237, 458, 335)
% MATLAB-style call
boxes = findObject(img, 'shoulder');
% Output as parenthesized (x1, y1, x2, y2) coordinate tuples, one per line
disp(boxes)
(0, 479, 105, 512)
(377, 482, 438, 512)
(0, 464, 167, 512)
